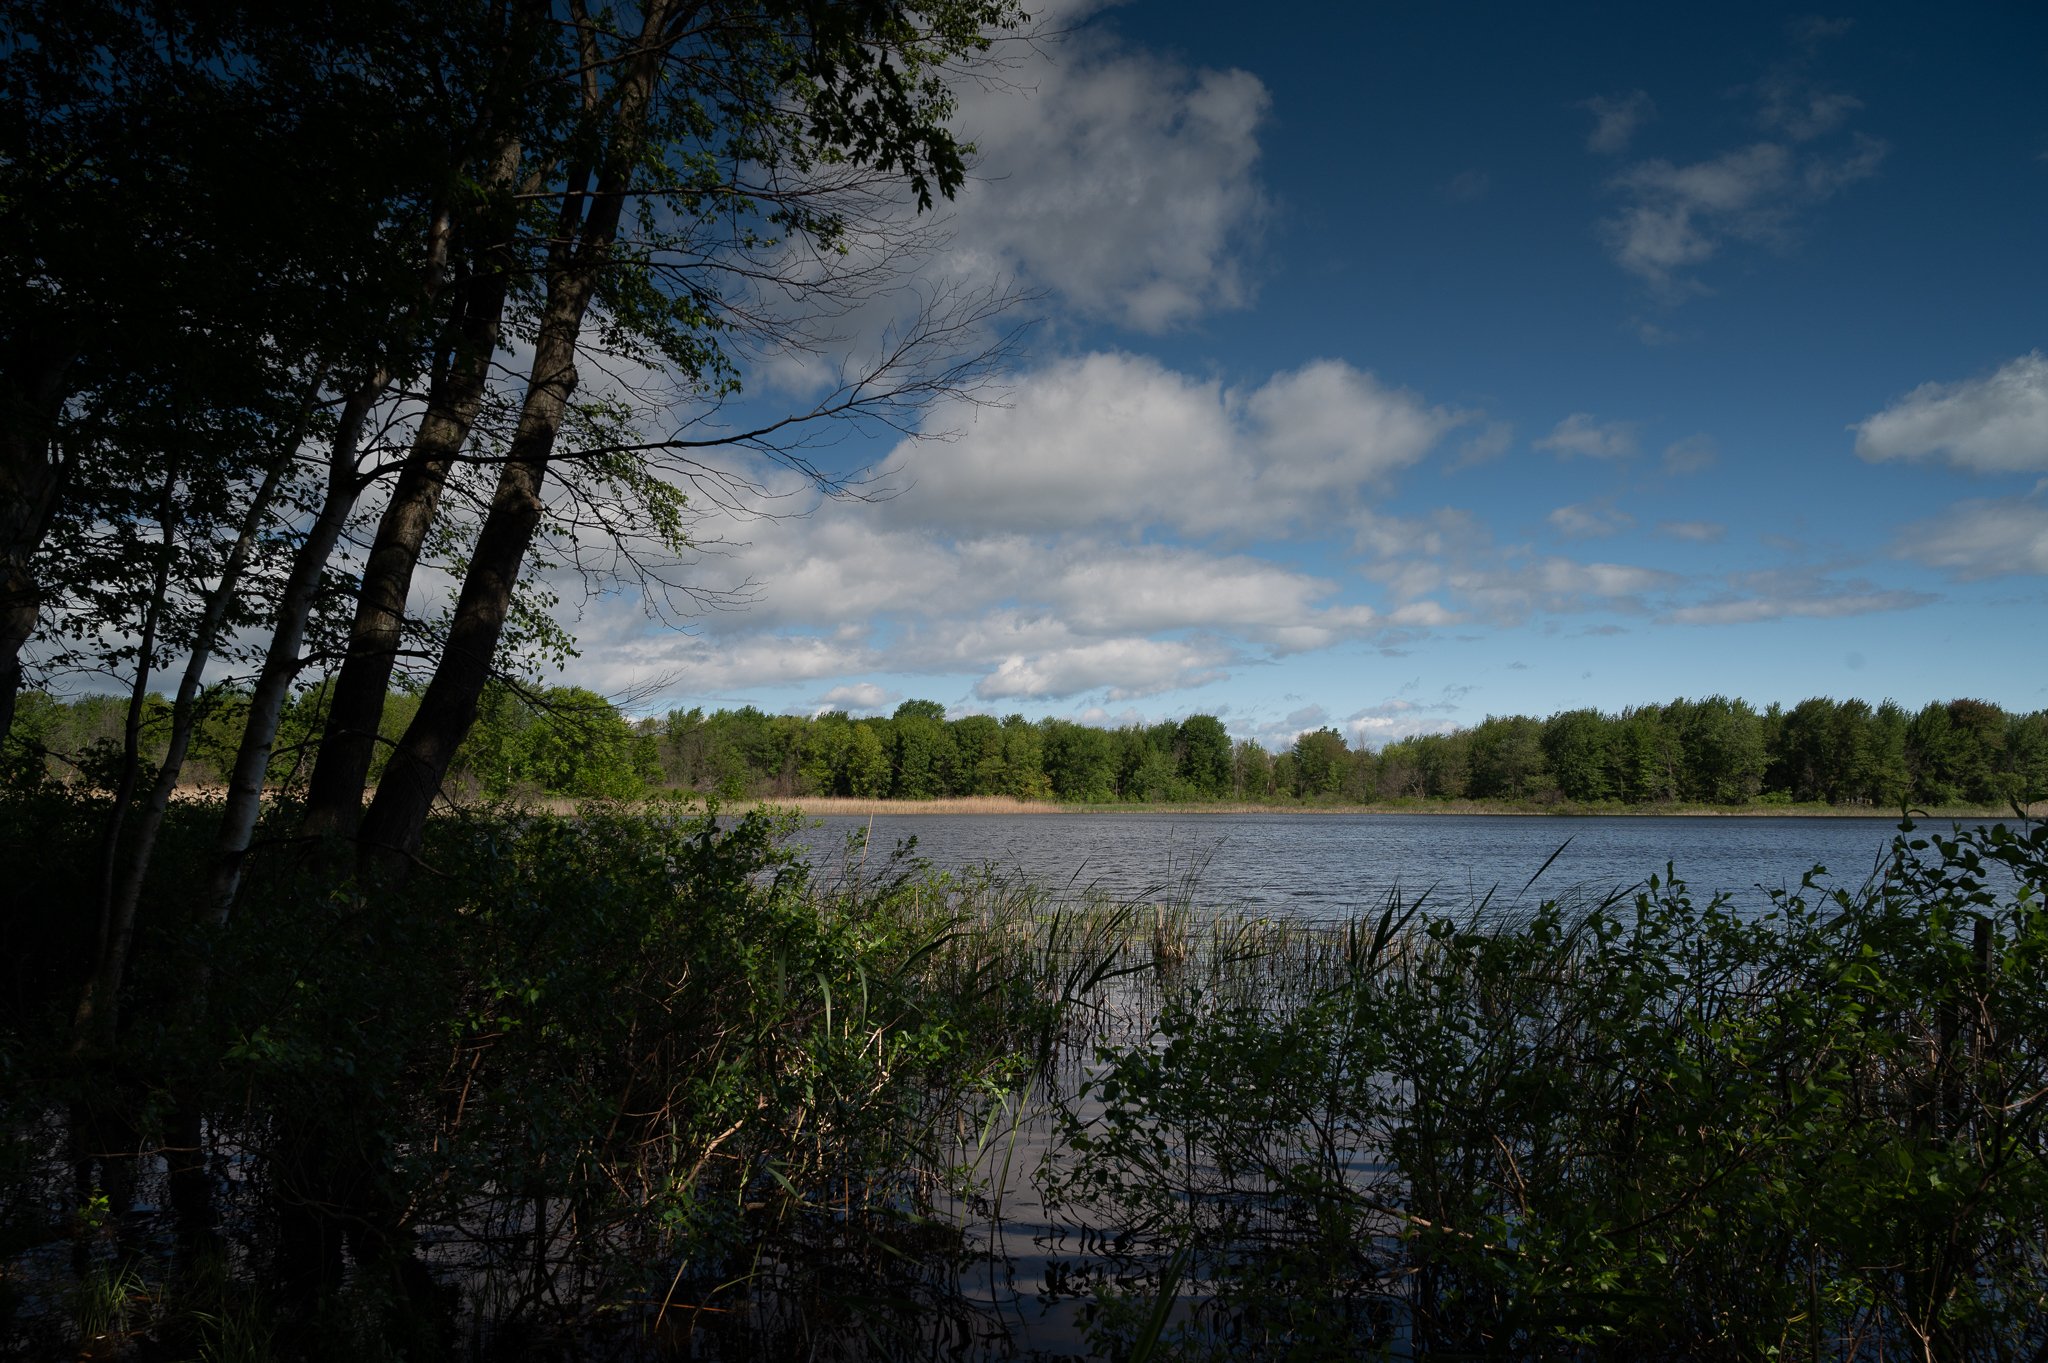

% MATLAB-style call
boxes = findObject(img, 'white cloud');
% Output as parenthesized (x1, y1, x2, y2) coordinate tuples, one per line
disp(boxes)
(1436, 558, 1678, 623)
(1662, 433, 1718, 474)
(944, 29, 1270, 331)
(1449, 420, 1513, 468)
(1582, 90, 1654, 156)
(560, 484, 1467, 707)
(1854, 352, 2048, 472)
(1756, 77, 1861, 142)
(1664, 591, 1934, 625)
(1661, 566, 1936, 625)
(877, 352, 1471, 537)
(975, 636, 1233, 700)
(814, 683, 895, 713)
(1657, 519, 1726, 543)
(1548, 503, 1633, 539)
(1894, 498, 2048, 578)
(1599, 65, 1886, 301)
(1342, 692, 1466, 749)
(1537, 412, 1638, 460)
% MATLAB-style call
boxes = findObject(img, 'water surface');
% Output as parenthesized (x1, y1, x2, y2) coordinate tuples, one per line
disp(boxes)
(787, 811, 1972, 915)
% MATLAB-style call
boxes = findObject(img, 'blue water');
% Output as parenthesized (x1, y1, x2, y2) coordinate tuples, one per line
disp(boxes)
(784, 811, 1995, 916)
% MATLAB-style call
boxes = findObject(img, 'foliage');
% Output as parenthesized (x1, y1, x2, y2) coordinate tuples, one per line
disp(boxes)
(0, 786, 1049, 1357)
(1047, 820, 2048, 1359)
(19, 688, 2048, 812)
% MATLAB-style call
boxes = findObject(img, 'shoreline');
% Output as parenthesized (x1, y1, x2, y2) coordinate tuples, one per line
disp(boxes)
(147, 785, 2036, 822)
(718, 794, 2038, 821)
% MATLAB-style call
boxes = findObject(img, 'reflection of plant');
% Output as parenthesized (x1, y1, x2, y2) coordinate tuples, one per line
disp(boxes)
(1052, 821, 2048, 1359)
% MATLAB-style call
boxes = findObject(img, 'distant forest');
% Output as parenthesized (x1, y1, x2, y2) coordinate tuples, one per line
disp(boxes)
(13, 688, 2045, 811)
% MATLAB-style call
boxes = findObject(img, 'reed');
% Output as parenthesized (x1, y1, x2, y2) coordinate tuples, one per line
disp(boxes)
(5, 782, 2046, 1360)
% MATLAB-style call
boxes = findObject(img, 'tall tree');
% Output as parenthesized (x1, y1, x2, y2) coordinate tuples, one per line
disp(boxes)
(358, 0, 1025, 869)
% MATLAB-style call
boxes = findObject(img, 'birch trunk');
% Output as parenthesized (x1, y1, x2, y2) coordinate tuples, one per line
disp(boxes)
(71, 465, 179, 1052)
(71, 407, 306, 1049)
(198, 376, 387, 927)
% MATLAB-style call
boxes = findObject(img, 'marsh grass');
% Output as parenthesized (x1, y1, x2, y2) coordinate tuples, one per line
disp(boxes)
(5, 784, 2048, 1361)
(1037, 822, 2048, 1362)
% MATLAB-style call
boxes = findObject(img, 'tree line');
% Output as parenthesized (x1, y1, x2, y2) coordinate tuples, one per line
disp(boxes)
(626, 692, 2048, 809)
(20, 689, 2043, 810)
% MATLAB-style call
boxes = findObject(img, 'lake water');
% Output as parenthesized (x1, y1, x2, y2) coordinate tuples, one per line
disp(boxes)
(784, 810, 1990, 917)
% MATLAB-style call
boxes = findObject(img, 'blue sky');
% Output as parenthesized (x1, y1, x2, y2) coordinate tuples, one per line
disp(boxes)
(572, 1, 2048, 749)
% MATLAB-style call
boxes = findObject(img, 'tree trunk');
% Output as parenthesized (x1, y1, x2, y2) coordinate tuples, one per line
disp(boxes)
(0, 344, 76, 738)
(354, 310, 582, 871)
(72, 412, 304, 1051)
(356, 2, 673, 872)
(303, 265, 512, 838)
(71, 464, 180, 1053)
(199, 375, 388, 930)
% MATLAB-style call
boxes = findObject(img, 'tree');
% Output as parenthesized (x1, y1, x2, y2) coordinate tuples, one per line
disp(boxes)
(1000, 715, 1050, 800)
(1176, 714, 1232, 797)
(1613, 706, 1680, 804)
(1541, 709, 1612, 803)
(891, 712, 953, 799)
(1233, 739, 1272, 800)
(1042, 720, 1116, 803)
(1467, 715, 1548, 801)
(952, 714, 1008, 795)
(1292, 727, 1349, 799)
(1412, 732, 1470, 799)
(1678, 696, 1765, 805)
(845, 722, 891, 798)
(356, 0, 1027, 871)
(1868, 700, 1911, 807)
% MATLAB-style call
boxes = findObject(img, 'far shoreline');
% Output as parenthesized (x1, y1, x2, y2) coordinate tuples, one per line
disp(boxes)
(715, 794, 2039, 822)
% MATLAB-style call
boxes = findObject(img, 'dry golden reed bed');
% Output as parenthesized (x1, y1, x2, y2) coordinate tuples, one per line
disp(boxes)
(146, 785, 2043, 820)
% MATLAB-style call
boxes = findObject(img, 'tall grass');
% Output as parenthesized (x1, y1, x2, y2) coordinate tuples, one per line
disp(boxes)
(1044, 821, 2048, 1361)
(4, 780, 2046, 1360)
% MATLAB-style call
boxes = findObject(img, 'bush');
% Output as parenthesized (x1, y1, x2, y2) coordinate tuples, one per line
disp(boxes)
(1050, 821, 2048, 1359)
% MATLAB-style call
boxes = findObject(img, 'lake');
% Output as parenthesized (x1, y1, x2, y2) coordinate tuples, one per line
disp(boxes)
(784, 810, 1989, 916)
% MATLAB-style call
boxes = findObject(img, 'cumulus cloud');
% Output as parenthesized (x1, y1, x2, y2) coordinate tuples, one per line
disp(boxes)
(559, 477, 1466, 706)
(1548, 503, 1634, 539)
(1462, 559, 1674, 615)
(1343, 690, 1466, 749)
(1582, 90, 1654, 156)
(943, 28, 1270, 331)
(1893, 498, 2048, 578)
(815, 683, 894, 713)
(1854, 352, 2048, 472)
(1537, 413, 1639, 460)
(877, 352, 1472, 537)
(975, 636, 1233, 701)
